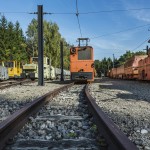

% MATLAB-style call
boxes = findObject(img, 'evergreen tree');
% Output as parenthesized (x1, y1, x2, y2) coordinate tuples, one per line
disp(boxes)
(0, 16, 27, 62)
(0, 16, 8, 60)
(13, 21, 27, 62)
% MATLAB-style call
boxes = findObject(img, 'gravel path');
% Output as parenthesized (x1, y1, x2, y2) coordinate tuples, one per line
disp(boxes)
(89, 78, 150, 150)
(6, 85, 101, 150)
(0, 80, 68, 123)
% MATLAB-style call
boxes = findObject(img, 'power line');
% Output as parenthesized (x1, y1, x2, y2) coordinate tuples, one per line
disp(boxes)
(0, 11, 51, 15)
(79, 7, 150, 14)
(1, 7, 150, 15)
(49, 7, 150, 15)
(90, 23, 150, 39)
(38, 7, 150, 15)
(132, 37, 150, 51)
(76, 0, 82, 37)
(0, 11, 29, 14)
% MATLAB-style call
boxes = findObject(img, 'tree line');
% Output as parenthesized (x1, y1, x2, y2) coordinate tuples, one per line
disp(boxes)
(94, 50, 146, 77)
(0, 16, 147, 73)
(0, 16, 71, 69)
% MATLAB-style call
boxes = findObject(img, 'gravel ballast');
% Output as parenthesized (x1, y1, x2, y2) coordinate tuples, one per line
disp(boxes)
(0, 81, 67, 122)
(6, 85, 101, 150)
(89, 78, 150, 150)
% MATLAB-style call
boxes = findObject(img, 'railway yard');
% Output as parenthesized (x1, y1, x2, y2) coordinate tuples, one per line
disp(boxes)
(1, 78, 149, 149)
(5, 84, 101, 150)
(1, 0, 150, 149)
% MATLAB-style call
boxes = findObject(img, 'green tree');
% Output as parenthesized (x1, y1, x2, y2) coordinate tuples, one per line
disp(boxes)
(117, 50, 134, 66)
(0, 16, 8, 60)
(26, 19, 71, 68)
(14, 21, 27, 61)
(26, 18, 38, 58)
(0, 16, 27, 62)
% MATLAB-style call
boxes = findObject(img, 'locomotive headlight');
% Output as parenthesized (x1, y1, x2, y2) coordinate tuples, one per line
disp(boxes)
(70, 48, 76, 54)
(91, 63, 94, 68)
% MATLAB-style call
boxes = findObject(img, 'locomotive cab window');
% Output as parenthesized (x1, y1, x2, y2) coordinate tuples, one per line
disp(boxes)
(78, 47, 92, 60)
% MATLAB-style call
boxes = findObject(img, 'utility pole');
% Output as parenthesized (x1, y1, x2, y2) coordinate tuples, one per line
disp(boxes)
(113, 53, 115, 68)
(38, 5, 44, 86)
(60, 41, 64, 81)
(29, 5, 51, 86)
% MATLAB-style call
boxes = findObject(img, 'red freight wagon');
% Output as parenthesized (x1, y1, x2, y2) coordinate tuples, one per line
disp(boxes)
(124, 55, 147, 79)
(111, 68, 117, 78)
(116, 65, 124, 79)
(138, 53, 150, 80)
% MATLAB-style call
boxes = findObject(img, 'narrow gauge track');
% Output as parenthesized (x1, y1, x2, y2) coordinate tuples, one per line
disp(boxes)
(89, 78, 150, 150)
(0, 83, 137, 150)
(0, 80, 16, 86)
(0, 79, 34, 90)
(0, 80, 66, 123)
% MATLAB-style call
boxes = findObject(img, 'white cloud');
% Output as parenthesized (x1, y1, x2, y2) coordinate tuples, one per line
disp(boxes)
(91, 38, 128, 50)
(129, 10, 150, 23)
(120, 0, 150, 23)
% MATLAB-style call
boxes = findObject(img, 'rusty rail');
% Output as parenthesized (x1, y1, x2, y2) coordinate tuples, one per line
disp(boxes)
(85, 84, 138, 150)
(0, 81, 15, 86)
(0, 80, 34, 90)
(0, 82, 74, 150)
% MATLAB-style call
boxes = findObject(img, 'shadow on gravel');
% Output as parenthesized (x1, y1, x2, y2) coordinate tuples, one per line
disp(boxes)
(45, 80, 72, 85)
(93, 78, 103, 83)
(95, 77, 150, 102)
(21, 84, 36, 87)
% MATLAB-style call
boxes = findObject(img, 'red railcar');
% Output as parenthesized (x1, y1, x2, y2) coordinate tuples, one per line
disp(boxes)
(108, 55, 148, 80)
(138, 53, 150, 80)
(109, 68, 117, 78)
(116, 65, 125, 79)
(124, 55, 147, 79)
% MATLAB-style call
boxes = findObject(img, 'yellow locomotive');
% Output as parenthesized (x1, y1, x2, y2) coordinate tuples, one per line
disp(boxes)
(4, 61, 22, 79)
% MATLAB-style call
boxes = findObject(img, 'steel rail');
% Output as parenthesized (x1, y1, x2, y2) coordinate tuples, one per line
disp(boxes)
(0, 80, 34, 90)
(85, 84, 138, 150)
(0, 82, 74, 150)
(0, 81, 16, 86)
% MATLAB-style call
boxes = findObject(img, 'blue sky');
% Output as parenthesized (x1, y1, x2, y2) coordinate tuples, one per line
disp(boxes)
(0, 0, 150, 60)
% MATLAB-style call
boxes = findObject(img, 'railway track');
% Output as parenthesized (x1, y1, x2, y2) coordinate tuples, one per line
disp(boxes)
(0, 80, 16, 86)
(0, 82, 137, 150)
(90, 78, 150, 149)
(0, 79, 34, 90)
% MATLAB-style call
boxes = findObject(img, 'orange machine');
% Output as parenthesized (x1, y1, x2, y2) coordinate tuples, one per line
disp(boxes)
(70, 43, 94, 82)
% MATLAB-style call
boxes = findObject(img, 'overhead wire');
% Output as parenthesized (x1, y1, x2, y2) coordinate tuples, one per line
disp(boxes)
(0, 8, 150, 40)
(1, 7, 150, 53)
(1, 7, 150, 15)
(90, 23, 150, 39)
(0, 11, 30, 14)
(79, 7, 150, 14)
(76, 0, 82, 37)
(132, 37, 150, 51)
